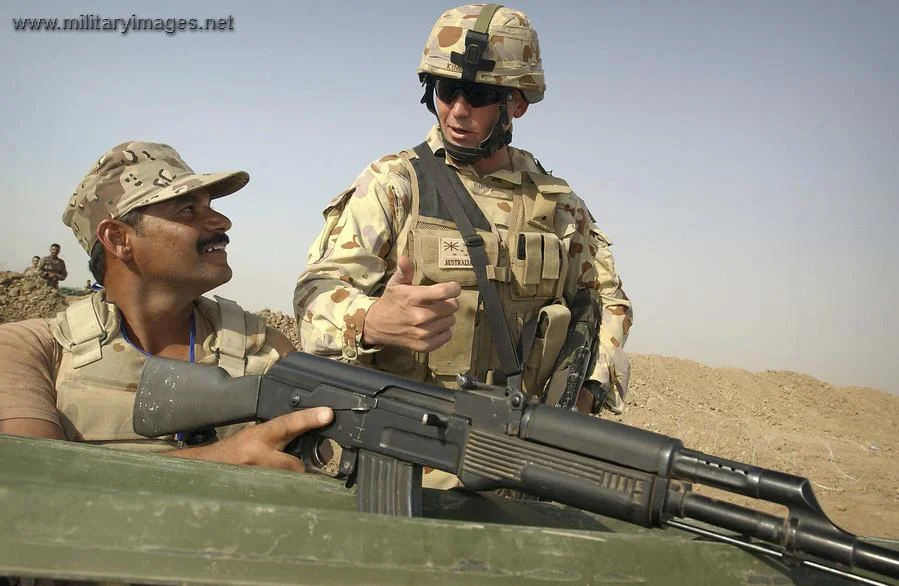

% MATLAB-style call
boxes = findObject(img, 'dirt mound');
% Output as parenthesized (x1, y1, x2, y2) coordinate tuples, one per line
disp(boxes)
(257, 309, 301, 349)
(0, 271, 69, 323)
(614, 355, 898, 539)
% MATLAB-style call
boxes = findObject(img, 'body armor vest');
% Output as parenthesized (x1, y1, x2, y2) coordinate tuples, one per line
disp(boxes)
(369, 148, 574, 399)
(48, 292, 279, 451)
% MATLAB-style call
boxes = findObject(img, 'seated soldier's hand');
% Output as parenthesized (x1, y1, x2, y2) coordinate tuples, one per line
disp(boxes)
(575, 386, 595, 415)
(363, 256, 462, 352)
(166, 407, 333, 472)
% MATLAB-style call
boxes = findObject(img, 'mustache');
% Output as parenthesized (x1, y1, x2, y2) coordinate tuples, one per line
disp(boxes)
(197, 232, 230, 253)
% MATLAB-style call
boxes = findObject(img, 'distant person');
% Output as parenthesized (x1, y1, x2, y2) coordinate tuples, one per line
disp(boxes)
(295, 4, 633, 416)
(23, 256, 41, 278)
(38, 243, 67, 288)
(0, 141, 332, 471)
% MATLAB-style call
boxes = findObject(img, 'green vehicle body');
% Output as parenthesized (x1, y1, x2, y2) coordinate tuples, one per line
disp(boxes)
(1, 434, 895, 585)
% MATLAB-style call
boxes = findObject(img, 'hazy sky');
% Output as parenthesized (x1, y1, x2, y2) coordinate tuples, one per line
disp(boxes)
(3, 0, 897, 393)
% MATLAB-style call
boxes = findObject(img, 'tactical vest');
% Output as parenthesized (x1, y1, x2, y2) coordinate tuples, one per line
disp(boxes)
(369, 148, 573, 399)
(48, 292, 280, 451)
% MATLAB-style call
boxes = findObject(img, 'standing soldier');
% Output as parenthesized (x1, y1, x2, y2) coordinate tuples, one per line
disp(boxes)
(38, 243, 68, 288)
(295, 5, 632, 419)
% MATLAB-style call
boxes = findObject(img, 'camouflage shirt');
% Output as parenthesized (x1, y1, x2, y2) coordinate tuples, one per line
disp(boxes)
(38, 256, 67, 287)
(295, 127, 634, 412)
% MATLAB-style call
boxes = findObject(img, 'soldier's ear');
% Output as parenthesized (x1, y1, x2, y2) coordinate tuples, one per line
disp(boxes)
(96, 218, 133, 262)
(510, 91, 529, 119)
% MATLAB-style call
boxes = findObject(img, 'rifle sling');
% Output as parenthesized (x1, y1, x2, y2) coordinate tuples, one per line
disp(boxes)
(412, 143, 521, 382)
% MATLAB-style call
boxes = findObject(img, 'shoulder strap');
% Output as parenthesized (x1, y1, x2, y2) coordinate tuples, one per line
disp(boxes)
(213, 295, 248, 377)
(409, 149, 491, 230)
(412, 143, 521, 388)
(49, 295, 105, 368)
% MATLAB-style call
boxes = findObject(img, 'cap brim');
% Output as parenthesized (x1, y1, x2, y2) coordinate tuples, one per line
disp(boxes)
(200, 170, 251, 200)
(122, 170, 250, 215)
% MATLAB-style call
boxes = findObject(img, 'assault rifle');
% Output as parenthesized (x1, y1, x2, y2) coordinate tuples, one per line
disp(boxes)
(541, 288, 604, 410)
(133, 352, 899, 585)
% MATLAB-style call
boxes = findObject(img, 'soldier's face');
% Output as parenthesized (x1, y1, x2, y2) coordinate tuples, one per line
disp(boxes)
(436, 84, 502, 148)
(31, 257, 39, 267)
(129, 189, 233, 293)
(49, 245, 60, 257)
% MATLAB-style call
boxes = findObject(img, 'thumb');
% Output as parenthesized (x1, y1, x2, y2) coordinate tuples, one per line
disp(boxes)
(256, 407, 334, 450)
(386, 255, 414, 288)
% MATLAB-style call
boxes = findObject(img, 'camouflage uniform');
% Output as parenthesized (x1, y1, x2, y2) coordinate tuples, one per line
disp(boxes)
(64, 141, 248, 255)
(294, 4, 633, 413)
(38, 255, 67, 288)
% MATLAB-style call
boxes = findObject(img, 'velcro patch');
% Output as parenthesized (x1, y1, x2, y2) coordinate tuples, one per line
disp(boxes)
(438, 237, 472, 269)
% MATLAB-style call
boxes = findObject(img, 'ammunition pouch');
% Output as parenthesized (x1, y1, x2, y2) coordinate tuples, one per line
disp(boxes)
(521, 303, 570, 402)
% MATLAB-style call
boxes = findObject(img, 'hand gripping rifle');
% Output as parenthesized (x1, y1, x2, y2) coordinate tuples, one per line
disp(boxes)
(133, 353, 899, 585)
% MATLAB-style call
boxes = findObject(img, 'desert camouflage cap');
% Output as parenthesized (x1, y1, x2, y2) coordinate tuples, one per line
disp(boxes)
(418, 4, 545, 103)
(63, 141, 249, 253)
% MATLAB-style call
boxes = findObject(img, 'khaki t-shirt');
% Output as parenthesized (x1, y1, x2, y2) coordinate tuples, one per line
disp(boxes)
(0, 312, 289, 430)
(0, 319, 63, 425)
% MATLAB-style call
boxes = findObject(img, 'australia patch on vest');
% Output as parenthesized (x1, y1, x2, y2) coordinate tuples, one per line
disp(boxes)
(438, 237, 472, 268)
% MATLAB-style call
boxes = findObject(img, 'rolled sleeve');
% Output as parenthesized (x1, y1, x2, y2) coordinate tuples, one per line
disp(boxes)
(0, 319, 62, 425)
(295, 155, 412, 358)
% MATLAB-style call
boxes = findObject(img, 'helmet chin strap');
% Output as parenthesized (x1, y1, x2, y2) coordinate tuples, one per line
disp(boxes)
(420, 75, 513, 165)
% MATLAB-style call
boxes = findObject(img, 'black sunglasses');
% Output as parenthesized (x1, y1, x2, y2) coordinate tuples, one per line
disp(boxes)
(434, 78, 505, 108)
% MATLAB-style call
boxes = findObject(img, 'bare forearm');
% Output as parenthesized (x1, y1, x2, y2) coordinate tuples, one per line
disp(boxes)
(0, 418, 66, 440)
(157, 408, 334, 472)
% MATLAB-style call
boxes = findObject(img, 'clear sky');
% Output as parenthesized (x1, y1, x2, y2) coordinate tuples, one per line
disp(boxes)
(2, 0, 897, 393)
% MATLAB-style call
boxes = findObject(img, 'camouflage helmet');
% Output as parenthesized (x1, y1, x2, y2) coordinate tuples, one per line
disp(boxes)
(63, 141, 249, 254)
(417, 4, 545, 104)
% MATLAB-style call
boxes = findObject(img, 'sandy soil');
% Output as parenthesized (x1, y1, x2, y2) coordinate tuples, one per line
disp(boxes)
(615, 355, 898, 539)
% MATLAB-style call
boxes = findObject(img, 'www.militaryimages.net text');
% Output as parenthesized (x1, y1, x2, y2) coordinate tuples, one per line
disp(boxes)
(11, 14, 234, 35)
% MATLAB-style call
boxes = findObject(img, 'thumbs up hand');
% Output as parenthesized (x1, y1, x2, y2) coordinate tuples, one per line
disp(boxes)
(362, 256, 462, 352)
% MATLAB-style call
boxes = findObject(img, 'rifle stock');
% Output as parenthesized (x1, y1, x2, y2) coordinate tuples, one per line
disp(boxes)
(133, 357, 261, 436)
(134, 353, 899, 585)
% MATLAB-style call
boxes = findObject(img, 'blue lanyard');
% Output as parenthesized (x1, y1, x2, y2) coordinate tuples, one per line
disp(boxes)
(121, 313, 196, 444)
(120, 313, 196, 361)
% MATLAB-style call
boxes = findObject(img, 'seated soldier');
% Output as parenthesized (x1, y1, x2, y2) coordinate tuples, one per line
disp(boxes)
(0, 141, 331, 471)
(23, 256, 41, 278)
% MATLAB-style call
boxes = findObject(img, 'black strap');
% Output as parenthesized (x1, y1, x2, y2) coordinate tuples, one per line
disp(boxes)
(517, 313, 541, 378)
(409, 156, 491, 230)
(450, 4, 501, 81)
(412, 143, 521, 385)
